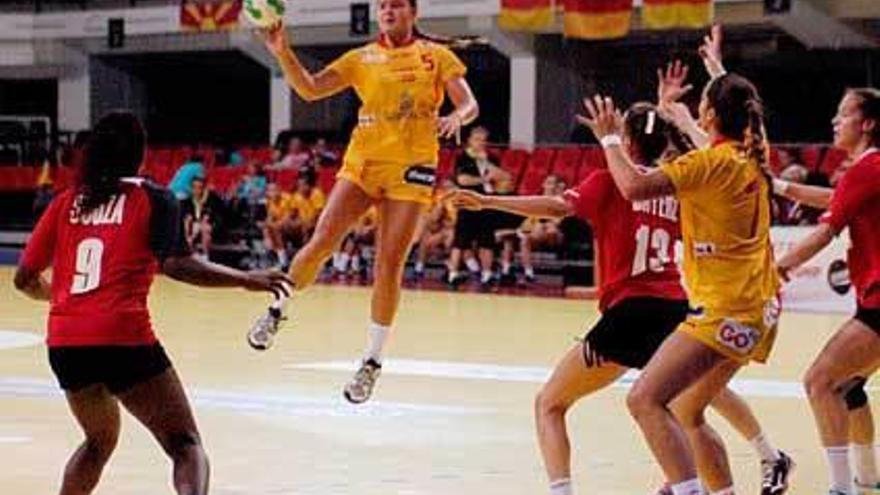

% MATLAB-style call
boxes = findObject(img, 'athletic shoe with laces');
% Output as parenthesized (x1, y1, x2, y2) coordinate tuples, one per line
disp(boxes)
(343, 358, 382, 404)
(855, 479, 880, 494)
(247, 306, 286, 351)
(761, 450, 795, 495)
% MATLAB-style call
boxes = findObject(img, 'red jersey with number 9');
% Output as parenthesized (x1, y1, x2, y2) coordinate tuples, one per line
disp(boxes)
(19, 179, 188, 347)
(563, 169, 687, 311)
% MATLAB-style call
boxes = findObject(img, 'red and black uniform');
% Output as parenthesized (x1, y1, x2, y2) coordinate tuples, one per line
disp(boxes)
(563, 169, 688, 368)
(20, 179, 190, 392)
(820, 148, 880, 333)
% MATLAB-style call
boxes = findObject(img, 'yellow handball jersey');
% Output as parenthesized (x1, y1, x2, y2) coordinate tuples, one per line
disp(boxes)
(290, 189, 327, 225)
(266, 193, 294, 223)
(660, 141, 780, 312)
(327, 38, 467, 166)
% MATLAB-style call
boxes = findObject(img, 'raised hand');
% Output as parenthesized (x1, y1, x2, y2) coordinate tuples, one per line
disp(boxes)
(576, 95, 624, 140)
(657, 60, 693, 104)
(258, 21, 291, 58)
(699, 24, 726, 79)
(437, 113, 463, 144)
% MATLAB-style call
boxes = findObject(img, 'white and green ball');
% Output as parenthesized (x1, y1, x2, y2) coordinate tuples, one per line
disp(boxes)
(243, 0, 287, 28)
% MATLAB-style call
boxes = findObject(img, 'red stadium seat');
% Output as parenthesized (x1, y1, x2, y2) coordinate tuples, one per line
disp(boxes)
(269, 169, 299, 191)
(317, 166, 338, 195)
(820, 147, 849, 177)
(550, 147, 583, 188)
(499, 148, 528, 190)
(577, 146, 606, 182)
(437, 147, 460, 184)
(800, 145, 823, 172)
(517, 148, 556, 195)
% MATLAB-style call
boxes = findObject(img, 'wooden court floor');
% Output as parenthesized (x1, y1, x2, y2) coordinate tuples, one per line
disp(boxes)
(0, 267, 869, 494)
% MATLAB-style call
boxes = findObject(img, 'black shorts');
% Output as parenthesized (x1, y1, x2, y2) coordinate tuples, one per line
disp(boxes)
(584, 297, 690, 369)
(856, 306, 880, 335)
(48, 343, 172, 394)
(453, 209, 495, 249)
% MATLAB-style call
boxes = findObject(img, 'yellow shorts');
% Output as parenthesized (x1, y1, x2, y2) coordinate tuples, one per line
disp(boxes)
(337, 159, 436, 205)
(677, 297, 781, 365)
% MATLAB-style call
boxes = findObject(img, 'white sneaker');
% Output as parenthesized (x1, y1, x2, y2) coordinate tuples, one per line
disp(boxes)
(343, 359, 382, 404)
(247, 306, 286, 351)
(855, 479, 880, 494)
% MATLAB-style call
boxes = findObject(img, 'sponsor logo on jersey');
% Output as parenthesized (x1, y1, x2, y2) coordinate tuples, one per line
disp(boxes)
(404, 165, 436, 187)
(716, 319, 760, 355)
(694, 242, 716, 257)
(763, 296, 782, 329)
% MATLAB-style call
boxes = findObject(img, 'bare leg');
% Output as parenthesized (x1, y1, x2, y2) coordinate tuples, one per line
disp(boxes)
(117, 368, 208, 495)
(627, 331, 734, 484)
(59, 385, 121, 495)
(288, 180, 374, 289)
(536, 344, 627, 484)
(370, 199, 423, 326)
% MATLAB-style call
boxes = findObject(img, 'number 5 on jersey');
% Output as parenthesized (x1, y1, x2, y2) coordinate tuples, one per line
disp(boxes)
(71, 238, 104, 294)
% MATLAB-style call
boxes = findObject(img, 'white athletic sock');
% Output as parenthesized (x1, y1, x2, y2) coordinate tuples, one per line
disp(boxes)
(481, 270, 493, 283)
(414, 261, 425, 273)
(827, 445, 853, 492)
(709, 487, 734, 495)
(364, 322, 390, 364)
(334, 253, 351, 272)
(525, 267, 535, 278)
(549, 478, 572, 495)
(670, 478, 705, 495)
(750, 432, 781, 462)
(853, 443, 879, 485)
(501, 261, 511, 274)
(465, 257, 480, 273)
(448, 270, 459, 282)
(351, 255, 361, 271)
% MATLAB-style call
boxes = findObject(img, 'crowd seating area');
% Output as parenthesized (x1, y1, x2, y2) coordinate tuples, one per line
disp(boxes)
(0, 142, 852, 196)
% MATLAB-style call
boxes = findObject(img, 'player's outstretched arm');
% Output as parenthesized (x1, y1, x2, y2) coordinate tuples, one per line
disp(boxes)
(443, 189, 571, 219)
(773, 179, 834, 210)
(13, 267, 51, 301)
(776, 222, 835, 282)
(578, 95, 675, 201)
(163, 255, 293, 297)
(260, 22, 348, 101)
(438, 77, 480, 143)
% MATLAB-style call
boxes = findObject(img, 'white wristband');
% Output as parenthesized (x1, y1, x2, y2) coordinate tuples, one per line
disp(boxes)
(600, 134, 623, 149)
(772, 178, 790, 196)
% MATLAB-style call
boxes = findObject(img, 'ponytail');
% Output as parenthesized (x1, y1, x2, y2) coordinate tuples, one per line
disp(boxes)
(412, 25, 486, 50)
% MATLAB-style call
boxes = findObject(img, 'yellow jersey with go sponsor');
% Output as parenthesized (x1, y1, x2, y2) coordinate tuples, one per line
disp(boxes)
(327, 37, 467, 167)
(660, 141, 780, 313)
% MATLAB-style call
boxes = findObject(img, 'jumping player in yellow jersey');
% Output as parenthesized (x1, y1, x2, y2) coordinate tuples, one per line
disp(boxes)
(579, 73, 780, 495)
(248, 0, 479, 404)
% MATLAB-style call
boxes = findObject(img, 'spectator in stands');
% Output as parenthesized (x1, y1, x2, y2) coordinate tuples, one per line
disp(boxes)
(276, 136, 311, 170)
(448, 126, 509, 289)
(168, 155, 205, 200)
(333, 207, 377, 281)
(515, 175, 565, 283)
(776, 147, 804, 175)
(264, 181, 295, 269)
(413, 179, 457, 280)
(235, 161, 268, 204)
(310, 138, 340, 168)
(182, 176, 224, 260)
(288, 169, 327, 243)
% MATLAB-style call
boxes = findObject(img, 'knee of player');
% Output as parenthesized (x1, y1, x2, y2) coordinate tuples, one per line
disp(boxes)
(626, 385, 658, 421)
(803, 366, 835, 399)
(534, 388, 567, 419)
(83, 431, 120, 460)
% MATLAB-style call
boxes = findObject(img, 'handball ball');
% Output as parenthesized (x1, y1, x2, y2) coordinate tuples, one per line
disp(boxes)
(243, 0, 287, 28)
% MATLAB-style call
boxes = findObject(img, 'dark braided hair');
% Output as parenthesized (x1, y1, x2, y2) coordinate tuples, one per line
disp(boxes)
(705, 74, 771, 181)
(846, 87, 880, 147)
(78, 111, 145, 213)
(403, 0, 486, 49)
(623, 102, 695, 168)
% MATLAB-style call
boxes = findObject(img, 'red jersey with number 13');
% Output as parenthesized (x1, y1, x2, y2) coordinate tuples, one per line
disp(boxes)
(19, 180, 188, 347)
(563, 169, 687, 311)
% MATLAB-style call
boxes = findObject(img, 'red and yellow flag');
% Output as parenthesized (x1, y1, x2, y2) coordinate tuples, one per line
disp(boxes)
(499, 0, 555, 32)
(180, 0, 242, 32)
(563, 0, 632, 40)
(642, 0, 713, 30)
